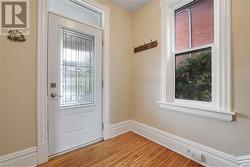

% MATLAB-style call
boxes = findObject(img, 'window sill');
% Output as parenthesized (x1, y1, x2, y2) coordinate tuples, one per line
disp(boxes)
(157, 101, 235, 121)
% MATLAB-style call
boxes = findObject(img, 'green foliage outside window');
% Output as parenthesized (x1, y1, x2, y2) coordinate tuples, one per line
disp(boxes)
(175, 49, 212, 102)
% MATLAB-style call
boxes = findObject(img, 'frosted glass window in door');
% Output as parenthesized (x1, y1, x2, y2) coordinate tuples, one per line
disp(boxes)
(60, 28, 95, 107)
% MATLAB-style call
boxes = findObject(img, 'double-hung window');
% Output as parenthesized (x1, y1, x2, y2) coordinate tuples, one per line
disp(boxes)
(159, 0, 235, 121)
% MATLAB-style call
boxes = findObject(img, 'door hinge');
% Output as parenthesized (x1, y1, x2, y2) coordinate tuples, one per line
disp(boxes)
(102, 122, 104, 130)
(102, 39, 104, 46)
(102, 80, 104, 88)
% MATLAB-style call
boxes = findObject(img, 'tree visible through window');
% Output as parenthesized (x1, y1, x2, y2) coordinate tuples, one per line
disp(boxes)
(175, 48, 212, 101)
(175, 0, 214, 102)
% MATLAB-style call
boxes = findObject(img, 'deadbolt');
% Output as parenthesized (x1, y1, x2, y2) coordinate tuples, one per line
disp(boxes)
(50, 83, 56, 88)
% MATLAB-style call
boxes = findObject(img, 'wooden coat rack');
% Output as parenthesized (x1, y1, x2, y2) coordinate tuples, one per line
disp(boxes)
(134, 40, 158, 54)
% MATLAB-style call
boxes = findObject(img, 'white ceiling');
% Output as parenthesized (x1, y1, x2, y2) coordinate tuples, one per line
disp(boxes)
(111, 0, 150, 12)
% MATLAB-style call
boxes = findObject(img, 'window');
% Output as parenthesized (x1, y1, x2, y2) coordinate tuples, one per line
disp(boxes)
(175, 0, 213, 102)
(159, 0, 234, 121)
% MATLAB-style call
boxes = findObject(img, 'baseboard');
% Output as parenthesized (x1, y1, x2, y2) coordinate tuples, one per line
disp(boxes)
(103, 120, 132, 140)
(0, 147, 37, 167)
(106, 119, 249, 167)
(237, 155, 250, 167)
(37, 142, 49, 165)
(0, 120, 248, 167)
(130, 120, 244, 167)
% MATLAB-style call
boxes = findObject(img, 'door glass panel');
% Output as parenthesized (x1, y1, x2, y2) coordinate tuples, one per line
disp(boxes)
(60, 28, 95, 107)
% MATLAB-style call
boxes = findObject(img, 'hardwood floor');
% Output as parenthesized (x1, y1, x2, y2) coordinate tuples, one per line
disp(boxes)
(39, 132, 203, 167)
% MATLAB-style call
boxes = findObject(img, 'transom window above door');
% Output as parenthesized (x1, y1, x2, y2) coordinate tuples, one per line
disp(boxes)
(158, 0, 235, 121)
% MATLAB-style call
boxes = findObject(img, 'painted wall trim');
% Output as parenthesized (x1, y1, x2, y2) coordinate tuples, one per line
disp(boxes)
(104, 120, 132, 139)
(37, 0, 49, 164)
(158, 102, 235, 121)
(106, 120, 250, 167)
(37, 0, 110, 164)
(0, 147, 37, 167)
(237, 155, 250, 167)
(0, 121, 249, 166)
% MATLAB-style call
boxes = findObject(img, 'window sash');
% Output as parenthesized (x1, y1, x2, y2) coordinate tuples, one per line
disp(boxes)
(174, 44, 213, 55)
(174, 45, 214, 102)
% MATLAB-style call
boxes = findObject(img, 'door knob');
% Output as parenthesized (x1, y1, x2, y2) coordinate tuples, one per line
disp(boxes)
(50, 93, 59, 98)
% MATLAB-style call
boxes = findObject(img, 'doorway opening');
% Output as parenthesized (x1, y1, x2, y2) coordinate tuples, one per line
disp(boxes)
(37, 0, 110, 164)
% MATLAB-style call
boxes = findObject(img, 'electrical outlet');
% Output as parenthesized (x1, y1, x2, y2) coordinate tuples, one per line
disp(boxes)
(187, 149, 203, 161)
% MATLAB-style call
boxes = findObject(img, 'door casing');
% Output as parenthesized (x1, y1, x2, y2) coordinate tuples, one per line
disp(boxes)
(37, 0, 110, 164)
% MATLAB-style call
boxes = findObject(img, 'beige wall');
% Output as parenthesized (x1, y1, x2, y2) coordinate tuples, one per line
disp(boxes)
(131, 0, 250, 156)
(0, 0, 133, 155)
(0, 0, 37, 155)
(98, 0, 133, 124)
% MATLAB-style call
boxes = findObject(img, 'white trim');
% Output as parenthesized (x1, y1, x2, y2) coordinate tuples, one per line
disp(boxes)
(1, 120, 248, 167)
(48, 11, 104, 31)
(102, 4, 111, 139)
(174, 44, 213, 55)
(0, 147, 37, 167)
(105, 120, 249, 167)
(237, 155, 250, 167)
(104, 120, 132, 139)
(71, 0, 104, 15)
(159, 0, 233, 121)
(129, 120, 248, 167)
(37, 0, 110, 164)
(158, 102, 235, 121)
(37, 0, 49, 164)
(162, 0, 194, 10)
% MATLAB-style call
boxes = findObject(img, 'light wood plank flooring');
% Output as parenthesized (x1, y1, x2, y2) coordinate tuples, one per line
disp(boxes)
(39, 132, 203, 167)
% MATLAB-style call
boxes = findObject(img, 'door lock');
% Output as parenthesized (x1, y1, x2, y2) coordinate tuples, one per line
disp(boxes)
(50, 93, 59, 98)
(50, 83, 57, 88)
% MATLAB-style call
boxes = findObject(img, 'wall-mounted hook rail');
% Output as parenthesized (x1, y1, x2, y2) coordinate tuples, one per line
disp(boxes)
(134, 40, 158, 54)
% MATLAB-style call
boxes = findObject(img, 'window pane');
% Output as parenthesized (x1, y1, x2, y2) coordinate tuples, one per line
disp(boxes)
(50, 0, 103, 27)
(175, 9, 190, 51)
(175, 48, 212, 102)
(175, 0, 214, 51)
(60, 28, 95, 107)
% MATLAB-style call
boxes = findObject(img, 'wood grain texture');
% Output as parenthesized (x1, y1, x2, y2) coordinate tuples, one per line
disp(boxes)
(39, 132, 203, 167)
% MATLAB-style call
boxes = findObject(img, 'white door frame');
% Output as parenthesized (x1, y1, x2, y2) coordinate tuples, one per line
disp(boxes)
(37, 0, 110, 164)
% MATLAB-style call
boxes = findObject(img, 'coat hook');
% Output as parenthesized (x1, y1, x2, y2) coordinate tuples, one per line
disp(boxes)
(133, 40, 158, 54)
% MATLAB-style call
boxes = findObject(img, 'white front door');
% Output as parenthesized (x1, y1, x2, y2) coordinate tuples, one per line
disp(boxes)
(48, 13, 103, 155)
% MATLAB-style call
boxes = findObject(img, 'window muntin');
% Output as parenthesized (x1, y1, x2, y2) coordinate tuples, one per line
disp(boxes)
(60, 28, 95, 107)
(174, 0, 214, 102)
